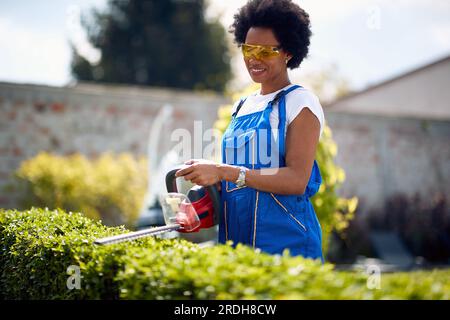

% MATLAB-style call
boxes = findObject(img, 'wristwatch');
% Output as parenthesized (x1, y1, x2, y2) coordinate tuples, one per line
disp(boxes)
(235, 166, 247, 188)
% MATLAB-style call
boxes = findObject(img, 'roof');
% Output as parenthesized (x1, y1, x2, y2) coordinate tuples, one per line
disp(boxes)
(0, 80, 226, 103)
(326, 54, 450, 120)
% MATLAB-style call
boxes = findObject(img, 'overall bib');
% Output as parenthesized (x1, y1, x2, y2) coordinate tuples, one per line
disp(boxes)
(219, 85, 323, 261)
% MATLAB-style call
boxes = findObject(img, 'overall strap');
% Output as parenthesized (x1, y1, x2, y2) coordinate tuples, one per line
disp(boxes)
(231, 98, 247, 118)
(275, 85, 301, 160)
(259, 85, 301, 166)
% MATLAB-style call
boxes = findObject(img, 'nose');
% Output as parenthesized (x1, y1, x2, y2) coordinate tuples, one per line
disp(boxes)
(247, 56, 261, 64)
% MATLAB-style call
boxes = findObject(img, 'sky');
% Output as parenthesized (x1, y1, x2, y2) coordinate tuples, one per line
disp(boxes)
(0, 0, 449, 94)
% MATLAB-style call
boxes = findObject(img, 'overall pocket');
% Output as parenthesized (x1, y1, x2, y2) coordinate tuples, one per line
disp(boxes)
(226, 189, 253, 245)
(255, 192, 308, 256)
(270, 193, 307, 232)
(223, 128, 256, 192)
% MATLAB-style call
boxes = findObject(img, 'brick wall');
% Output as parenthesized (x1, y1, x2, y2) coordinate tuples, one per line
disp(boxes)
(326, 110, 450, 214)
(0, 82, 229, 208)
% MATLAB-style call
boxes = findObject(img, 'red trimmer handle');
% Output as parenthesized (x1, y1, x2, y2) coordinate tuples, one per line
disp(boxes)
(165, 164, 221, 225)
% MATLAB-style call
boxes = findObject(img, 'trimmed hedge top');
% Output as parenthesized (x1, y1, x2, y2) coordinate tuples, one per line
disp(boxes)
(1, 208, 449, 300)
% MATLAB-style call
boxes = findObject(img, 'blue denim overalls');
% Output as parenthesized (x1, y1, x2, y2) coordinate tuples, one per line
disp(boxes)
(219, 85, 323, 261)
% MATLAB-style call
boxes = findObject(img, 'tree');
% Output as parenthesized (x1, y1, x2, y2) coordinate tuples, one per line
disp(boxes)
(71, 0, 232, 92)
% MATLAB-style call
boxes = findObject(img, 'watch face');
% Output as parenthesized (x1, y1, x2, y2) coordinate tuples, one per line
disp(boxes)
(236, 167, 246, 187)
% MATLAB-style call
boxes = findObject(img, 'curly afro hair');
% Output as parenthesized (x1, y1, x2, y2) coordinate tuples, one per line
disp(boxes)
(230, 0, 312, 69)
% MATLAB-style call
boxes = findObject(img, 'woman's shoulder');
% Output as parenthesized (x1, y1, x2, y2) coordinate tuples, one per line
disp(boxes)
(287, 86, 324, 115)
(288, 85, 321, 105)
(286, 85, 325, 136)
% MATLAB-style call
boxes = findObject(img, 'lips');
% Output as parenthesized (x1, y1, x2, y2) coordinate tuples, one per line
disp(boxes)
(249, 65, 267, 76)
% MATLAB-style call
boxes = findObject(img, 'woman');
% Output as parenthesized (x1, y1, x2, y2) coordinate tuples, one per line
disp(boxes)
(176, 0, 324, 261)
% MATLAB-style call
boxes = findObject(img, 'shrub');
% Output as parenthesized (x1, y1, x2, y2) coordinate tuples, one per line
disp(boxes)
(1, 208, 448, 300)
(11, 152, 147, 227)
(214, 86, 358, 254)
(328, 192, 450, 264)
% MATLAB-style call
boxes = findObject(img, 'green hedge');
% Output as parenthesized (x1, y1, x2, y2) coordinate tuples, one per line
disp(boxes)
(1, 208, 448, 300)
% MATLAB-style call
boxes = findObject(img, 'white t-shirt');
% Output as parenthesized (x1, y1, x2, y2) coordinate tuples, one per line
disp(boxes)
(231, 84, 325, 139)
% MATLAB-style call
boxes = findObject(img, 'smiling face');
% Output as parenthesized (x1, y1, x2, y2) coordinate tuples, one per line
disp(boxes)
(243, 27, 292, 90)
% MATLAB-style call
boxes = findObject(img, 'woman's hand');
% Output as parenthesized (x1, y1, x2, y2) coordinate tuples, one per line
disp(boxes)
(175, 159, 223, 189)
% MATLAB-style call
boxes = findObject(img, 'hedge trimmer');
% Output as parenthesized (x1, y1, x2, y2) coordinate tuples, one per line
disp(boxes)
(94, 165, 221, 245)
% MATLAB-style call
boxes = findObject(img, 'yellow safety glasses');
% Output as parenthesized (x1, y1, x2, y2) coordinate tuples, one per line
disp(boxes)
(241, 43, 281, 60)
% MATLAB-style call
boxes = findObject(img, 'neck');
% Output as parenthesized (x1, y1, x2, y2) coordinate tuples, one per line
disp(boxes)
(260, 74, 291, 95)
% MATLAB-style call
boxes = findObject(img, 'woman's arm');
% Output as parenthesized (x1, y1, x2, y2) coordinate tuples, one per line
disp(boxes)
(220, 107, 320, 195)
(176, 107, 320, 195)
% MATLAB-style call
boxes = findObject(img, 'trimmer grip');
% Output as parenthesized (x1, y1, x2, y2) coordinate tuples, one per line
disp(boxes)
(165, 164, 221, 226)
(165, 166, 182, 193)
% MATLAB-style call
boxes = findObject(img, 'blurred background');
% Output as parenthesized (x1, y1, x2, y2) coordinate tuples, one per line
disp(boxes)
(0, 0, 449, 271)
